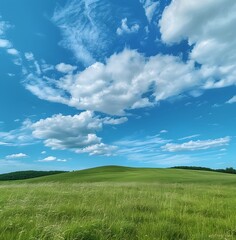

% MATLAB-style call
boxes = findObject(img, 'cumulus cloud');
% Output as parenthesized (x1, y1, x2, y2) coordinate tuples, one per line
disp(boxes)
(25, 49, 202, 115)
(6, 153, 28, 159)
(116, 18, 139, 35)
(162, 137, 230, 152)
(160, 0, 236, 89)
(30, 111, 125, 156)
(56, 63, 77, 73)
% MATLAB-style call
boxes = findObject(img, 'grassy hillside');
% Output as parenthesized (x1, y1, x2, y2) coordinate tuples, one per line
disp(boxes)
(24, 165, 236, 185)
(1, 166, 236, 239)
(0, 170, 67, 181)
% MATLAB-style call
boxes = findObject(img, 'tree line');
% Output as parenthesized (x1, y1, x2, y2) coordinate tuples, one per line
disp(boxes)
(172, 166, 236, 174)
(0, 170, 67, 181)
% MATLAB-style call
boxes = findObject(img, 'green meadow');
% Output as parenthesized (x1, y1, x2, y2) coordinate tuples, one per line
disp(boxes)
(0, 166, 236, 240)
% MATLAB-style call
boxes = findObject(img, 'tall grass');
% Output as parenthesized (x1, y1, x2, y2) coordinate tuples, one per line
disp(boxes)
(0, 182, 236, 240)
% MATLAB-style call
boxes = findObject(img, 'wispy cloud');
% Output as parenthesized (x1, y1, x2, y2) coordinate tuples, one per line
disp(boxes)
(51, 0, 158, 66)
(162, 137, 230, 152)
(115, 135, 168, 160)
(0, 119, 36, 147)
(178, 134, 200, 141)
(52, 0, 112, 65)
(115, 135, 201, 166)
(140, 0, 159, 23)
(6, 153, 28, 159)
(160, 130, 168, 134)
(38, 156, 67, 162)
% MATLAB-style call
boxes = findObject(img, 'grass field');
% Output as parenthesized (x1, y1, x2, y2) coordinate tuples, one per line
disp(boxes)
(0, 166, 236, 240)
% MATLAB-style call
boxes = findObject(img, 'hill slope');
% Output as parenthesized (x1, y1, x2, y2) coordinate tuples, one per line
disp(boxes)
(23, 166, 236, 185)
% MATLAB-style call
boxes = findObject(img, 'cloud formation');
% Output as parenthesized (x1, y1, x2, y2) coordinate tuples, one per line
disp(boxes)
(115, 135, 198, 165)
(0, 119, 35, 147)
(0, 39, 11, 48)
(160, 0, 236, 89)
(31, 111, 125, 156)
(52, 0, 152, 65)
(38, 156, 67, 162)
(56, 63, 77, 73)
(162, 137, 230, 152)
(25, 49, 201, 115)
(6, 153, 28, 159)
(116, 18, 139, 35)
(140, 0, 159, 23)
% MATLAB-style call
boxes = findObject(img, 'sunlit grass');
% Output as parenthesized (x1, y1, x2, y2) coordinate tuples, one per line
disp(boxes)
(1, 180, 236, 239)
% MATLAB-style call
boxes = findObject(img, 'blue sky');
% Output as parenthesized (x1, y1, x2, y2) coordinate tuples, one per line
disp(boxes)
(0, 0, 236, 173)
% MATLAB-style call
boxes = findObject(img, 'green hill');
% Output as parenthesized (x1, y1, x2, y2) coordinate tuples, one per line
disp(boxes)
(1, 166, 236, 239)
(23, 165, 236, 185)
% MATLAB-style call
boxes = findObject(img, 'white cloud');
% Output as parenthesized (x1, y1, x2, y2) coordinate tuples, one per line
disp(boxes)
(0, 18, 10, 35)
(52, 0, 111, 65)
(41, 156, 56, 161)
(7, 73, 15, 77)
(0, 119, 35, 146)
(160, 0, 236, 89)
(25, 49, 202, 115)
(30, 111, 125, 156)
(178, 134, 200, 141)
(0, 39, 11, 48)
(31, 111, 102, 150)
(226, 96, 236, 104)
(115, 135, 198, 165)
(25, 52, 34, 61)
(7, 48, 19, 56)
(56, 63, 77, 73)
(162, 137, 230, 152)
(102, 117, 128, 125)
(41, 151, 46, 154)
(116, 18, 140, 35)
(140, 0, 159, 23)
(38, 156, 67, 162)
(51, 0, 152, 66)
(6, 153, 28, 159)
(160, 130, 168, 134)
(76, 143, 117, 156)
(116, 136, 169, 160)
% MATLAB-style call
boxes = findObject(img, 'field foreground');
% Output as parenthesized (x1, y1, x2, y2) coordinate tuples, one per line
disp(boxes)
(0, 166, 236, 240)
